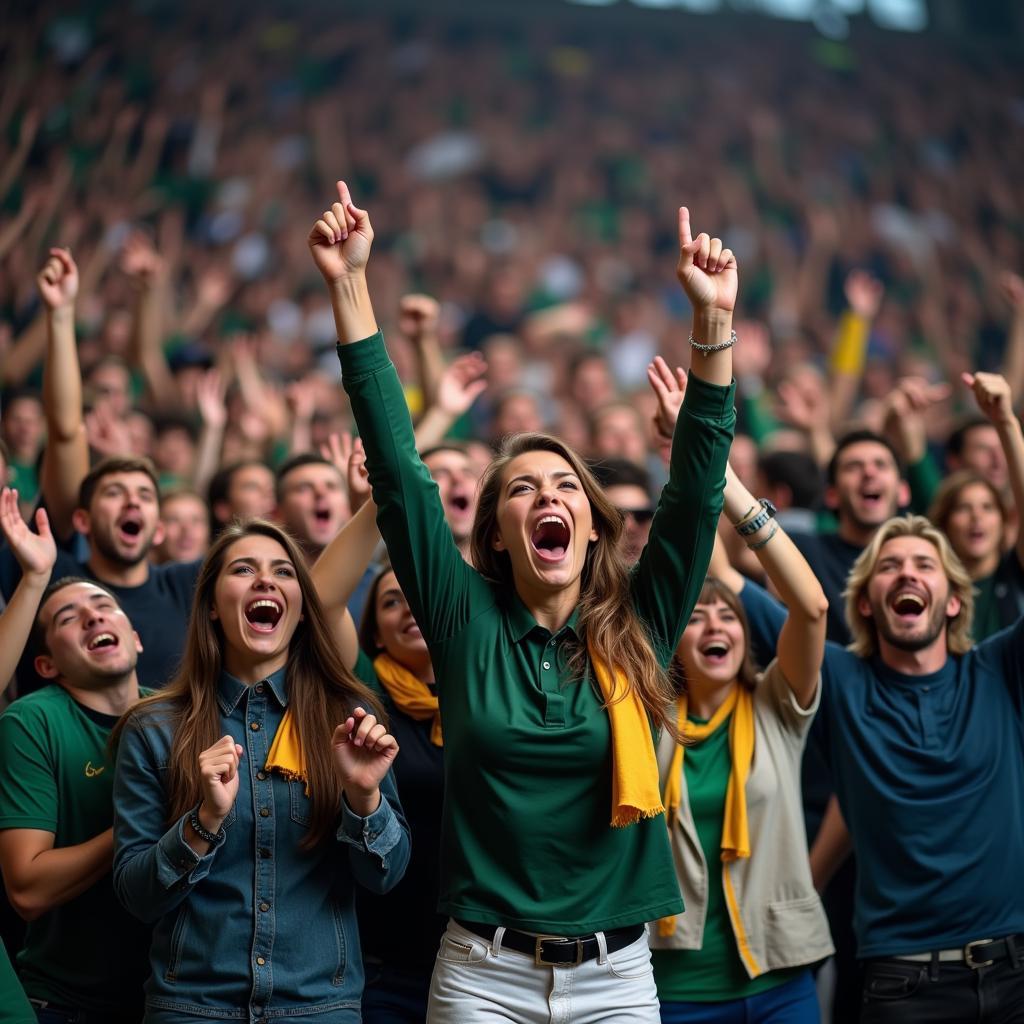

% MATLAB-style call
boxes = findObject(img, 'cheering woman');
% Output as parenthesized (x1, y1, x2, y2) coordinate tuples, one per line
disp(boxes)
(112, 519, 410, 1022)
(310, 181, 736, 1023)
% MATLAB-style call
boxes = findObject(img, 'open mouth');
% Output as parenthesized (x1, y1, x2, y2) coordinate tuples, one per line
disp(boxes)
(313, 508, 332, 525)
(890, 591, 926, 619)
(86, 632, 120, 652)
(118, 515, 144, 541)
(245, 598, 283, 632)
(531, 515, 570, 563)
(859, 490, 883, 507)
(699, 641, 730, 665)
(450, 494, 470, 513)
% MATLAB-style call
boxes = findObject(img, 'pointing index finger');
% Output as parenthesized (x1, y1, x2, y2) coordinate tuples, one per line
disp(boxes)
(678, 207, 692, 249)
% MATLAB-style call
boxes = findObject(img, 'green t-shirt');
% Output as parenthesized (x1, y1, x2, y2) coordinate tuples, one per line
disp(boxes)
(340, 332, 736, 933)
(652, 714, 801, 1002)
(0, 686, 150, 1013)
(0, 944, 33, 1024)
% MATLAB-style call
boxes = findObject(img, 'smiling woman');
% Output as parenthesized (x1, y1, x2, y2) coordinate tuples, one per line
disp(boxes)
(311, 182, 736, 1023)
(110, 518, 411, 1023)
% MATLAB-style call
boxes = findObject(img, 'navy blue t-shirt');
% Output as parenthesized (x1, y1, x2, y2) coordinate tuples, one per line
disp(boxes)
(741, 579, 1024, 956)
(0, 543, 200, 694)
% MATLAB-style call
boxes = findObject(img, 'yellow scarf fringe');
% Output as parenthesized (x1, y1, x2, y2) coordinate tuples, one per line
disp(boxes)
(588, 643, 664, 828)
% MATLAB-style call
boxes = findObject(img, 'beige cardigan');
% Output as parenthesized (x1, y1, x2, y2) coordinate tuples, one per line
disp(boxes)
(649, 660, 834, 977)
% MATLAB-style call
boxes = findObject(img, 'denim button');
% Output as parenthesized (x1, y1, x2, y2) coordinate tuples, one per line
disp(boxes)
(260, 808, 270, 818)
(256, 956, 266, 966)
(259, 901, 270, 912)
(250, 721, 261, 731)
(256, 770, 267, 781)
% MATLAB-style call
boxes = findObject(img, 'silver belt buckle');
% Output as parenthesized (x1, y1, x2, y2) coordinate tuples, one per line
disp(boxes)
(534, 934, 583, 966)
(964, 938, 995, 969)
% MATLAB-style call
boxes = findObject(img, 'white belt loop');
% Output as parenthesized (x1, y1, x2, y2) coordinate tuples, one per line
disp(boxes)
(491, 925, 507, 958)
(595, 929, 609, 965)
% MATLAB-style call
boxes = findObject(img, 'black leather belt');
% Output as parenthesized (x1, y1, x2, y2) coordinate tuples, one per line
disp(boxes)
(456, 919, 645, 966)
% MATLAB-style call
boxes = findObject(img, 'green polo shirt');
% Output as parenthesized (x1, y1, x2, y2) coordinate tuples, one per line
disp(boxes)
(339, 331, 735, 933)
(0, 946, 32, 1024)
(0, 685, 151, 1013)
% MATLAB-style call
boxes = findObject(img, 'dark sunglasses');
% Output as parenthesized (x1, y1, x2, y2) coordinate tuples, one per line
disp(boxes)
(618, 507, 654, 525)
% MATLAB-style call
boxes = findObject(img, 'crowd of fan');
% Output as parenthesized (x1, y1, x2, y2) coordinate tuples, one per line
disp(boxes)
(1, 4, 1024, 1023)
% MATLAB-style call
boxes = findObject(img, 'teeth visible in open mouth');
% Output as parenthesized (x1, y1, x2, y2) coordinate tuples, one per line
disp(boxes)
(245, 599, 283, 626)
(893, 592, 925, 614)
(532, 515, 570, 559)
(701, 643, 729, 658)
(88, 633, 117, 651)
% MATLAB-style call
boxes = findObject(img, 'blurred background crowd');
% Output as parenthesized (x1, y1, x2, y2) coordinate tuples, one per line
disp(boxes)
(2, 1, 1024, 1020)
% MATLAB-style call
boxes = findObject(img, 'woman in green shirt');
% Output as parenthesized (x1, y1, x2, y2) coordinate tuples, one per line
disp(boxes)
(310, 182, 736, 1022)
(651, 464, 832, 1022)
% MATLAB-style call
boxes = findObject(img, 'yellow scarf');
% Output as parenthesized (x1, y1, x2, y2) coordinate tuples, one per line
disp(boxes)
(658, 685, 755, 937)
(588, 644, 664, 828)
(373, 654, 442, 746)
(265, 708, 307, 790)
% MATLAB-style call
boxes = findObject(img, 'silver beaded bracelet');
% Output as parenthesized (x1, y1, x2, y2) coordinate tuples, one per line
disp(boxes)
(688, 329, 737, 354)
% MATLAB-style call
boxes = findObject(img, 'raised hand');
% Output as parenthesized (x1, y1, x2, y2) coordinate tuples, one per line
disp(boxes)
(85, 404, 133, 458)
(0, 489, 56, 581)
(647, 355, 688, 441)
(308, 180, 375, 283)
(963, 371, 1015, 427)
(332, 707, 399, 816)
(36, 248, 79, 310)
(436, 352, 488, 418)
(198, 735, 244, 828)
(675, 207, 737, 314)
(319, 432, 371, 513)
(398, 294, 440, 343)
(195, 368, 228, 429)
(844, 270, 884, 320)
(121, 231, 165, 286)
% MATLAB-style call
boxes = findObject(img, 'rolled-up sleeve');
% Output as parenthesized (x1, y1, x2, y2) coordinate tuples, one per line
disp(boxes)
(336, 768, 410, 894)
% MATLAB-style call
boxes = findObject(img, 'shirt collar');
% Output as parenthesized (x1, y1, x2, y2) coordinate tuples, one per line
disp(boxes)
(217, 666, 289, 714)
(506, 591, 581, 645)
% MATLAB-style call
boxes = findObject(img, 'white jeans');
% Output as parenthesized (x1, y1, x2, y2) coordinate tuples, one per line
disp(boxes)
(427, 918, 660, 1024)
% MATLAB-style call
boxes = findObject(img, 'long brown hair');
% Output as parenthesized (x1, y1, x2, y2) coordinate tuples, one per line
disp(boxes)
(115, 519, 385, 848)
(470, 432, 676, 734)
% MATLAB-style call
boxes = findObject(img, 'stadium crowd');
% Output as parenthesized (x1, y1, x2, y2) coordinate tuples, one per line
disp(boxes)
(1, 3, 1024, 1023)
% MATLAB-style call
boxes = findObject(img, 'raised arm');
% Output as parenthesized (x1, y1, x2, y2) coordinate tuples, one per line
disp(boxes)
(309, 181, 484, 650)
(0, 490, 56, 691)
(400, 294, 445, 414)
(720, 465, 827, 708)
(962, 371, 1024, 570)
(310, 434, 380, 668)
(629, 208, 736, 660)
(37, 248, 89, 540)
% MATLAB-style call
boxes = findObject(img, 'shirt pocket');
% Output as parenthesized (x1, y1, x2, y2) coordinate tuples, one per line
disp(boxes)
(764, 894, 831, 964)
(164, 901, 191, 983)
(289, 779, 311, 828)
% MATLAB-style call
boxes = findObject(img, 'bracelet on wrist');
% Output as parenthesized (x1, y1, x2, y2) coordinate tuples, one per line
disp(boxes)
(189, 805, 225, 844)
(747, 522, 779, 551)
(735, 498, 777, 537)
(689, 329, 737, 355)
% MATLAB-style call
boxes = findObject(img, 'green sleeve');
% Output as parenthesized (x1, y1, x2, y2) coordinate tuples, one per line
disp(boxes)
(906, 451, 942, 516)
(630, 374, 736, 663)
(338, 334, 494, 653)
(0, 709, 58, 832)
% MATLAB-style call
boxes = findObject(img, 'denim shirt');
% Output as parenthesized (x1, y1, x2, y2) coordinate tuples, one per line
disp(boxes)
(112, 668, 410, 1022)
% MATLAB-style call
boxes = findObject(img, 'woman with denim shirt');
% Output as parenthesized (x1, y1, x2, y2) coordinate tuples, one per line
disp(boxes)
(112, 519, 410, 1023)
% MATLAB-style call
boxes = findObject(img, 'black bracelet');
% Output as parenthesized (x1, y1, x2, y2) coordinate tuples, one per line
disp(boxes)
(189, 806, 224, 844)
